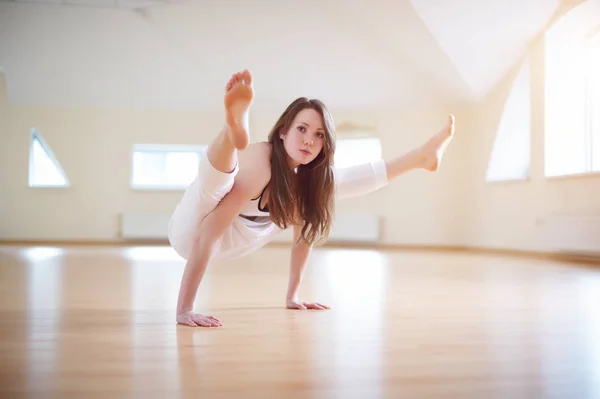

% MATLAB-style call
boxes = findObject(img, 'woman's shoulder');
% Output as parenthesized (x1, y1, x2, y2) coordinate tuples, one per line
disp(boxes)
(236, 142, 272, 185)
(239, 142, 271, 168)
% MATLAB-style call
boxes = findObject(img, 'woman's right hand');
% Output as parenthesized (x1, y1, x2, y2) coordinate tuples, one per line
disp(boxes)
(177, 311, 222, 327)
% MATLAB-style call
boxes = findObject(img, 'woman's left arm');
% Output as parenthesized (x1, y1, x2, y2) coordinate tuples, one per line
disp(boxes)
(285, 223, 330, 310)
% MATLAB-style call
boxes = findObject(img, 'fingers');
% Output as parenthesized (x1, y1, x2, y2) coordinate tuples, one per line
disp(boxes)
(288, 301, 330, 310)
(305, 302, 330, 310)
(191, 314, 222, 327)
(177, 317, 198, 327)
(287, 301, 307, 310)
(177, 312, 223, 328)
(206, 315, 222, 324)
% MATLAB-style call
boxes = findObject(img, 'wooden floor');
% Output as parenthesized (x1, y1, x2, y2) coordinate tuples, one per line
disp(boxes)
(1, 244, 599, 399)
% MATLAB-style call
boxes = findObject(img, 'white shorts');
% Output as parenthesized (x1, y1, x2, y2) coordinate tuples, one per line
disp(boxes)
(168, 151, 239, 260)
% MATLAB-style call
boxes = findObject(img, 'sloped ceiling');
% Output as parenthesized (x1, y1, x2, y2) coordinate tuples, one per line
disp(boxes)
(408, 0, 563, 100)
(0, 0, 564, 110)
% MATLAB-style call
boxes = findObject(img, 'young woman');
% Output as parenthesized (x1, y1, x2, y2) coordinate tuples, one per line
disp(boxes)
(168, 69, 455, 327)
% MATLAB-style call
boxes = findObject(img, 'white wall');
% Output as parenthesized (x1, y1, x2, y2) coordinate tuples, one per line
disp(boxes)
(2, 0, 597, 255)
(462, 33, 600, 253)
(2, 34, 598, 254)
(0, 74, 467, 246)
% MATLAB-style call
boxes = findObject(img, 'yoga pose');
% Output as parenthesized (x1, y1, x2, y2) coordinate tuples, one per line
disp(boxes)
(168, 69, 455, 327)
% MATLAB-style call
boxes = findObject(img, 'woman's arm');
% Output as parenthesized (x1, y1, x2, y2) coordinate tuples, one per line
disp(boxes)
(285, 223, 330, 310)
(176, 145, 271, 327)
(176, 177, 259, 323)
(286, 224, 311, 303)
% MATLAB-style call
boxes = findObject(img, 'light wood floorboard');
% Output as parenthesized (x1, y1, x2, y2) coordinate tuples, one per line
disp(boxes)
(1, 244, 599, 399)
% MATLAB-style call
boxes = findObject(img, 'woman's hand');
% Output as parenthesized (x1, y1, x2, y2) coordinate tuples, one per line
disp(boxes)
(177, 311, 222, 327)
(286, 298, 330, 310)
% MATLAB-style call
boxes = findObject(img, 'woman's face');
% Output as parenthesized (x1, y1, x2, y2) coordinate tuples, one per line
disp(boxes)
(280, 108, 325, 169)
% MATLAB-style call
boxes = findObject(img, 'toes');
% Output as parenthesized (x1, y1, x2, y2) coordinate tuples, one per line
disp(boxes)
(226, 77, 236, 91)
(227, 72, 243, 88)
(241, 69, 252, 85)
(225, 70, 251, 91)
(448, 114, 455, 127)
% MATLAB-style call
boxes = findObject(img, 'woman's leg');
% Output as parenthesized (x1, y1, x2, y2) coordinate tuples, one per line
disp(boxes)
(207, 69, 254, 173)
(171, 70, 254, 328)
(384, 114, 455, 180)
(169, 70, 254, 256)
(334, 115, 455, 200)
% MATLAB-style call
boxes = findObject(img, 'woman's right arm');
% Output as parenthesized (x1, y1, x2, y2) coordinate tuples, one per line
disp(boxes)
(175, 178, 256, 325)
(176, 144, 271, 327)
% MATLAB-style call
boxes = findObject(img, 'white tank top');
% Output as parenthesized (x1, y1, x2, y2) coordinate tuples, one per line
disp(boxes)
(212, 158, 389, 261)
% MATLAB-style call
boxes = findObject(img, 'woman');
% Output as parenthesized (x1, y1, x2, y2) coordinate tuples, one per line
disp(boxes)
(168, 69, 455, 327)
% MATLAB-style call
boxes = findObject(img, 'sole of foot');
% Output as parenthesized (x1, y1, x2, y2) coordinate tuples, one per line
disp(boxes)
(423, 114, 455, 172)
(224, 69, 254, 150)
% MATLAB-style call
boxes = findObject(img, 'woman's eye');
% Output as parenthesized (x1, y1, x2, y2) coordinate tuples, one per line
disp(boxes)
(297, 126, 305, 132)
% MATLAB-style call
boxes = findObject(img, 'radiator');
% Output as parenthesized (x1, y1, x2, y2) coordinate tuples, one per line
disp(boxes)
(544, 213, 600, 256)
(120, 211, 381, 243)
(271, 212, 381, 243)
(120, 211, 172, 240)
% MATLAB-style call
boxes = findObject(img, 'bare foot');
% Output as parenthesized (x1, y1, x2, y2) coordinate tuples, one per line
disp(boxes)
(224, 69, 254, 150)
(421, 114, 455, 171)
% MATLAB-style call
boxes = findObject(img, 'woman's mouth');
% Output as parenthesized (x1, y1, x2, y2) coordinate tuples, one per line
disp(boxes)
(300, 149, 311, 156)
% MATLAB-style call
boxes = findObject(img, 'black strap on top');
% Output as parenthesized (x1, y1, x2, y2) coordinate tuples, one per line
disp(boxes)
(252, 183, 270, 213)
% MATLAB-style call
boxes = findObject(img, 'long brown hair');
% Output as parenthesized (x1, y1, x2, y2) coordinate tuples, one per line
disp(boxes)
(267, 97, 336, 246)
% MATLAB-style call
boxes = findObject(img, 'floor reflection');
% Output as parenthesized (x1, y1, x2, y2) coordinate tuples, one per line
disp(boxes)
(26, 254, 63, 394)
(315, 249, 390, 397)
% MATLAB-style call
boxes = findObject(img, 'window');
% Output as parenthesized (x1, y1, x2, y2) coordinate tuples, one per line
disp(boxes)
(486, 56, 531, 182)
(544, 5, 600, 177)
(131, 144, 206, 190)
(591, 32, 600, 171)
(29, 129, 69, 188)
(334, 137, 382, 169)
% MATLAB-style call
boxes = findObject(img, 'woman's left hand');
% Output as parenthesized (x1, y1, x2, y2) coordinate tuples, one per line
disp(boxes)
(286, 298, 330, 310)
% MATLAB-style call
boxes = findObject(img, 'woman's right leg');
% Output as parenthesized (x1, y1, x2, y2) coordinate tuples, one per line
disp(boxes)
(208, 69, 254, 173)
(170, 69, 254, 327)
(169, 70, 254, 258)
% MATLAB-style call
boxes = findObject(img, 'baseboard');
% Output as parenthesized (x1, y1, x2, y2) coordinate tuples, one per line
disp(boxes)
(0, 239, 167, 247)
(1, 239, 598, 266)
